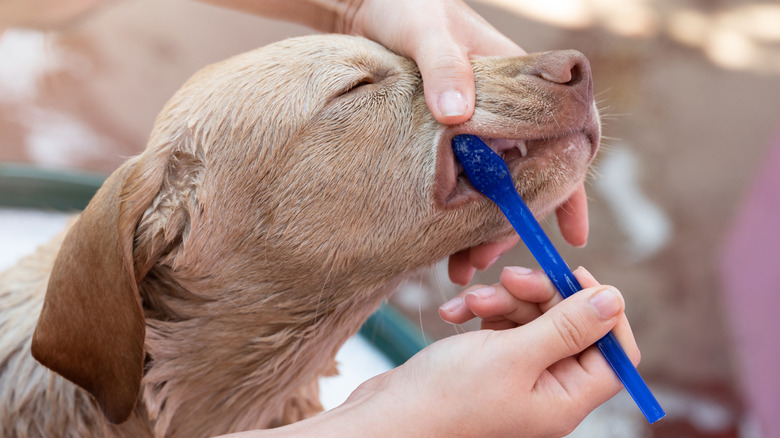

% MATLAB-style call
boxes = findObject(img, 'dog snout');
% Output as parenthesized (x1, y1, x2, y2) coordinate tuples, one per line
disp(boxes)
(534, 50, 593, 101)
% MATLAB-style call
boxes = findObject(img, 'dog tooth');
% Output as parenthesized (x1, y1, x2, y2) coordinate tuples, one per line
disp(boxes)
(515, 140, 528, 158)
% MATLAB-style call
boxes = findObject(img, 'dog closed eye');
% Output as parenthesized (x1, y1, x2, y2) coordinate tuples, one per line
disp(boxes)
(13, 34, 599, 437)
(340, 77, 376, 96)
(333, 67, 397, 100)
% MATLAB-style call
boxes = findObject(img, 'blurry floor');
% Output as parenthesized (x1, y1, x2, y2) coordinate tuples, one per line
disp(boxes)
(3, 1, 780, 436)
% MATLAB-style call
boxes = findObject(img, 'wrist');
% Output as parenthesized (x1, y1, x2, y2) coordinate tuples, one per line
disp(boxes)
(199, 0, 364, 34)
(328, 370, 446, 437)
(315, 0, 364, 34)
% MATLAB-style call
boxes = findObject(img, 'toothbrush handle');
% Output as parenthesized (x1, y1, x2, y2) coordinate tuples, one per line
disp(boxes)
(495, 187, 666, 424)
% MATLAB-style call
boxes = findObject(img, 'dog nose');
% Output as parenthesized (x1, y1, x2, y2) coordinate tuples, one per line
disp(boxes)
(536, 50, 591, 89)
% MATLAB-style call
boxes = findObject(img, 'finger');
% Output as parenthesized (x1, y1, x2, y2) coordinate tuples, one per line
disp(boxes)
(556, 183, 589, 248)
(412, 6, 524, 124)
(550, 314, 640, 405)
(467, 235, 520, 270)
(580, 305, 640, 366)
(352, 0, 525, 125)
(414, 35, 475, 124)
(570, 266, 637, 362)
(509, 285, 625, 373)
(439, 273, 553, 327)
(350, 0, 474, 123)
(438, 284, 488, 324)
(463, 282, 542, 326)
(503, 267, 635, 363)
(447, 249, 476, 286)
(611, 314, 640, 365)
(446, 266, 553, 325)
(499, 266, 559, 304)
(544, 345, 626, 413)
(459, 266, 559, 327)
(447, 235, 519, 285)
(415, 28, 525, 125)
(577, 311, 640, 375)
(535, 266, 601, 314)
(574, 266, 600, 289)
(450, 7, 526, 59)
(543, 266, 640, 384)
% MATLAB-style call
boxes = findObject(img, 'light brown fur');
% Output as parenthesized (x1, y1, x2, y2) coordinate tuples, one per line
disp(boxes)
(0, 34, 599, 437)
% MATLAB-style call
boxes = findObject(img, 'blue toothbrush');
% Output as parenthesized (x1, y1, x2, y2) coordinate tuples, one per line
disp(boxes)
(452, 134, 665, 424)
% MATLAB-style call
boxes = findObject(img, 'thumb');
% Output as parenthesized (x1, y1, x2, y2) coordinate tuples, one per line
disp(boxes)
(414, 37, 475, 125)
(516, 286, 625, 372)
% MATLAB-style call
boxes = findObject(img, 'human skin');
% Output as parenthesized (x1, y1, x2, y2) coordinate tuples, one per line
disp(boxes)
(220, 267, 638, 437)
(3, 4, 615, 432)
(196, 0, 590, 285)
(0, 0, 591, 284)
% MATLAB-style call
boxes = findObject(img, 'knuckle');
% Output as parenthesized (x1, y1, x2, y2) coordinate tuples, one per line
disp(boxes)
(423, 53, 472, 78)
(551, 311, 588, 352)
(434, 52, 471, 69)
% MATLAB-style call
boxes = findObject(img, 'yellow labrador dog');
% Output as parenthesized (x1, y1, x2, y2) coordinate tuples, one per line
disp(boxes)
(0, 35, 599, 437)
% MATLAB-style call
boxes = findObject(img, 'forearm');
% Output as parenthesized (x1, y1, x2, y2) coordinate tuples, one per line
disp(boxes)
(0, 0, 363, 33)
(196, 0, 364, 33)
(0, 0, 106, 28)
(216, 407, 361, 437)
(216, 387, 414, 438)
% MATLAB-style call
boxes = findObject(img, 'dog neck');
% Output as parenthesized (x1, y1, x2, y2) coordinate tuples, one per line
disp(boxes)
(136, 264, 399, 436)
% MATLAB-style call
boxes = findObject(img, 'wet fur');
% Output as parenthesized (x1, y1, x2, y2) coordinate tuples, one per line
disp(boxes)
(0, 35, 598, 437)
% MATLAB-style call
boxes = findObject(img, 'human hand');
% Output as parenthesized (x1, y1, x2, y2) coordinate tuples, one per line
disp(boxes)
(363, 267, 636, 437)
(341, 267, 637, 437)
(347, 0, 526, 124)
(203, 0, 522, 123)
(346, 0, 592, 286)
(222, 267, 636, 438)
(440, 264, 611, 330)
(195, 0, 584, 285)
(347, 0, 530, 285)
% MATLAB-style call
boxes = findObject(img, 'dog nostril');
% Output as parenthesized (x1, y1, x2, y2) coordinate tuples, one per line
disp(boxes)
(538, 51, 588, 87)
(565, 63, 583, 87)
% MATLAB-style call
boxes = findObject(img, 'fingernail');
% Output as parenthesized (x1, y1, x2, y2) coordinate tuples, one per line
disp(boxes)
(437, 90, 467, 117)
(589, 288, 622, 319)
(440, 296, 464, 313)
(505, 266, 533, 276)
(466, 286, 495, 299)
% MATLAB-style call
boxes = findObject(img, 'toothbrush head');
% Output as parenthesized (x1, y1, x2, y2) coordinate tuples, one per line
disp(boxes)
(452, 134, 514, 202)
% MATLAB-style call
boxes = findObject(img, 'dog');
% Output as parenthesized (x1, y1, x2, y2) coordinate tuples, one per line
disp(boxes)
(0, 34, 599, 437)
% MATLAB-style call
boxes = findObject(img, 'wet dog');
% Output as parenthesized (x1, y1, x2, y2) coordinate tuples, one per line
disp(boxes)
(0, 34, 599, 437)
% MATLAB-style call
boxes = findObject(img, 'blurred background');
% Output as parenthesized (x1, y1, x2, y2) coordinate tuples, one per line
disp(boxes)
(2, 0, 779, 436)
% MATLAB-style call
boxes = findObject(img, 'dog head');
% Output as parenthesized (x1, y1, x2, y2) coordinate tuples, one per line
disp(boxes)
(32, 35, 599, 423)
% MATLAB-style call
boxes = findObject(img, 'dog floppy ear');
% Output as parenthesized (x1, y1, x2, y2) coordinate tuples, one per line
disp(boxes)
(32, 155, 166, 424)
